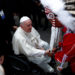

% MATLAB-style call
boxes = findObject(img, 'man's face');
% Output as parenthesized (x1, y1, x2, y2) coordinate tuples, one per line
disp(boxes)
(21, 19, 32, 32)
(0, 56, 4, 64)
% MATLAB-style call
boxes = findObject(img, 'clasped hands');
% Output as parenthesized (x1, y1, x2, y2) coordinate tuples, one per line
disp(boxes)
(44, 48, 57, 57)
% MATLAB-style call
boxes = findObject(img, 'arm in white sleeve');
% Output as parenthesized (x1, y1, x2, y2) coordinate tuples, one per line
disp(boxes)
(19, 39, 45, 57)
(37, 38, 49, 50)
(38, 39, 48, 47)
(32, 27, 49, 49)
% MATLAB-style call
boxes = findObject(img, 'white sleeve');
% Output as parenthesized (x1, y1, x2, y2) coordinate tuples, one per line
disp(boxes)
(32, 27, 49, 49)
(38, 39, 48, 47)
(19, 39, 45, 57)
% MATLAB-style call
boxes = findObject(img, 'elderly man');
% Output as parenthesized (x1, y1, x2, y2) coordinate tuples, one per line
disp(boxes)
(12, 16, 54, 73)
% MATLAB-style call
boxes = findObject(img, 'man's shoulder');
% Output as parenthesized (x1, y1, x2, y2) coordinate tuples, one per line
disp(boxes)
(14, 27, 22, 35)
(13, 27, 22, 39)
(32, 27, 40, 36)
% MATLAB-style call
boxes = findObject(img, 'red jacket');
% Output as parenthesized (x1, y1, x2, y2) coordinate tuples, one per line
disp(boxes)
(55, 33, 75, 62)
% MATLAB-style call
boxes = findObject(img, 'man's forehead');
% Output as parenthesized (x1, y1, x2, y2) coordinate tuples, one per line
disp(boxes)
(23, 20, 32, 25)
(24, 19, 31, 23)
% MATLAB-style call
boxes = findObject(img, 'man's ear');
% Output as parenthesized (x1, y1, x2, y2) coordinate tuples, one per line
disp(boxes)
(20, 24, 23, 28)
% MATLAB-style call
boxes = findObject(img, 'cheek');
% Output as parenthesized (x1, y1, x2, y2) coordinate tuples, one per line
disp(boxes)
(0, 56, 4, 64)
(25, 27, 30, 32)
(31, 26, 32, 29)
(27, 27, 32, 32)
(24, 27, 28, 31)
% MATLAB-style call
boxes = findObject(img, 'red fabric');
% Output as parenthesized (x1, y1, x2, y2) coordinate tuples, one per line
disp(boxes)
(50, 18, 63, 27)
(55, 33, 75, 63)
(70, 58, 75, 73)
(55, 18, 63, 27)
(59, 42, 63, 47)
(47, 10, 63, 27)
(62, 26, 67, 33)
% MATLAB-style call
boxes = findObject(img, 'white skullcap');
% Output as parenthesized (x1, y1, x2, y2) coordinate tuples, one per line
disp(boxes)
(20, 16, 30, 23)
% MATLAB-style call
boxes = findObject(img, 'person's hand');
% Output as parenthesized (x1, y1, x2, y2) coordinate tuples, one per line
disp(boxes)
(40, 48, 44, 50)
(45, 50, 53, 57)
(57, 66, 63, 71)
(13, 26, 18, 30)
(52, 48, 57, 53)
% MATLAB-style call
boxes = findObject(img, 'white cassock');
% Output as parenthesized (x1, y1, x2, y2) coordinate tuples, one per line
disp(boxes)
(12, 27, 54, 72)
(0, 65, 5, 75)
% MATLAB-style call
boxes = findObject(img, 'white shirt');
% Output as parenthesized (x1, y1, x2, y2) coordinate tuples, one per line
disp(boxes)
(0, 65, 5, 75)
(12, 27, 51, 64)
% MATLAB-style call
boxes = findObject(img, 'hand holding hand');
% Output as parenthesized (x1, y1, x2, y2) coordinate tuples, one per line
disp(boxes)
(45, 50, 53, 57)
(52, 48, 57, 53)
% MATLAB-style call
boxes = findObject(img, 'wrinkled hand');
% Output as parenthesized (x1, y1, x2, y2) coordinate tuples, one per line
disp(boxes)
(52, 48, 57, 53)
(57, 66, 63, 71)
(40, 48, 44, 50)
(45, 50, 53, 57)
(13, 26, 18, 30)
